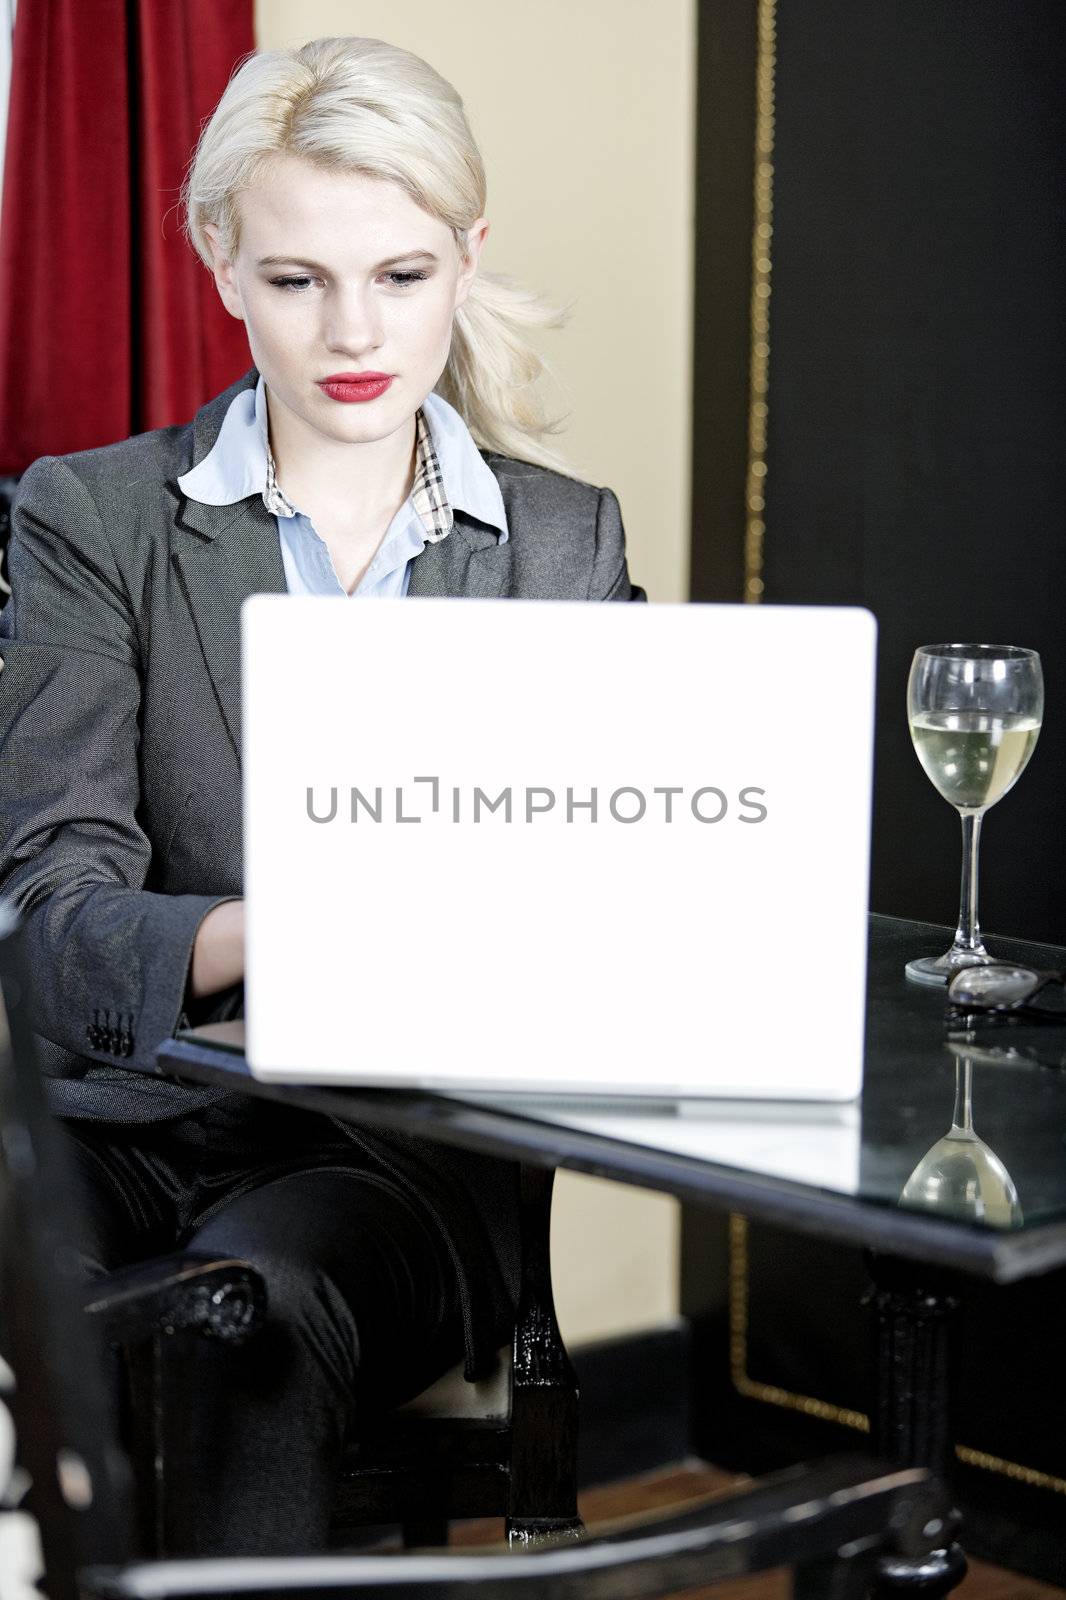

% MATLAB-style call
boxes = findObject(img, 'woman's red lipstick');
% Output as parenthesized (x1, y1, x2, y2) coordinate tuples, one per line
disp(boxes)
(317, 372, 394, 403)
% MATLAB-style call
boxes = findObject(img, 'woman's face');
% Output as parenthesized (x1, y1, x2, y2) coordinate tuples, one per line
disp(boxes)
(204, 152, 488, 447)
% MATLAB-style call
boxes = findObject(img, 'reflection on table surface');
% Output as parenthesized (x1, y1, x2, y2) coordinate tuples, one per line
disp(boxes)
(899, 1042, 1023, 1228)
(444, 918, 1066, 1235)
(176, 917, 1066, 1238)
(445, 1091, 863, 1194)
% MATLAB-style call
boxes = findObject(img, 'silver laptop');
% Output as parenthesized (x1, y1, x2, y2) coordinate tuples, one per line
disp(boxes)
(241, 597, 876, 1099)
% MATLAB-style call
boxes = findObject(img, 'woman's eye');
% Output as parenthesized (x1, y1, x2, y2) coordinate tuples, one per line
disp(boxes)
(270, 275, 317, 293)
(383, 270, 429, 289)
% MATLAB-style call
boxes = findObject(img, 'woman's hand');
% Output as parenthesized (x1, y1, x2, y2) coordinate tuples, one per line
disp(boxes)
(189, 898, 245, 1000)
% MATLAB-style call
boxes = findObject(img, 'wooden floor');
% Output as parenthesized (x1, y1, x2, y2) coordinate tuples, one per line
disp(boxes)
(448, 1461, 1066, 1599)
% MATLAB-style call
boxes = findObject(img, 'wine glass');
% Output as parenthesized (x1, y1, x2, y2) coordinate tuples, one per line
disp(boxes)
(905, 644, 1043, 985)
(899, 1043, 1022, 1228)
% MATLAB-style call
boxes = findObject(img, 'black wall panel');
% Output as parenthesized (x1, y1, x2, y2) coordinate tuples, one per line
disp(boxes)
(685, 10, 1066, 1578)
(697, 0, 1066, 941)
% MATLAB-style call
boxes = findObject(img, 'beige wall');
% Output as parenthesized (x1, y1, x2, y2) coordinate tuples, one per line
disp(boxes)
(255, 0, 695, 1343)
(549, 1172, 680, 1346)
(254, 0, 694, 605)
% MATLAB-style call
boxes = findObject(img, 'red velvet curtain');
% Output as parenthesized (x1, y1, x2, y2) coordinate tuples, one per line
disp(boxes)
(0, 0, 253, 475)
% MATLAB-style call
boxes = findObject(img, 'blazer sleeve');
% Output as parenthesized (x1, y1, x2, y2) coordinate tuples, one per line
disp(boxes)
(0, 455, 238, 1073)
(588, 485, 648, 603)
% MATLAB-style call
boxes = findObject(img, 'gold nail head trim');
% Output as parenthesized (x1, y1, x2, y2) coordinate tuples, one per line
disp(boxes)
(727, 1214, 869, 1431)
(728, 1214, 1066, 1495)
(745, 0, 776, 604)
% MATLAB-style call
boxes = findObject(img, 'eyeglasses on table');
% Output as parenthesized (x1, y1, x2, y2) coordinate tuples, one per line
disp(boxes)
(946, 963, 1066, 1025)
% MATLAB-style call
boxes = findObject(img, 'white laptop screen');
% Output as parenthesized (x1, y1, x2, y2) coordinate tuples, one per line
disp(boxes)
(241, 598, 875, 1099)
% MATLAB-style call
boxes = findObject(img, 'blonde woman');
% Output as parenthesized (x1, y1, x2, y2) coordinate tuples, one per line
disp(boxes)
(0, 36, 645, 1555)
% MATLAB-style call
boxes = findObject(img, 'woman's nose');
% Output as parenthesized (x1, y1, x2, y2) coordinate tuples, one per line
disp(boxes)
(322, 287, 384, 355)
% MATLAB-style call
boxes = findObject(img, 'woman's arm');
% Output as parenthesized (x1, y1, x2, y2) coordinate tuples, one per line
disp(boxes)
(0, 455, 240, 1068)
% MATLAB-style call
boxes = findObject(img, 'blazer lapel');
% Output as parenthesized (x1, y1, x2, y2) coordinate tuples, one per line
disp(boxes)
(171, 492, 286, 762)
(173, 499, 512, 762)
(406, 509, 514, 599)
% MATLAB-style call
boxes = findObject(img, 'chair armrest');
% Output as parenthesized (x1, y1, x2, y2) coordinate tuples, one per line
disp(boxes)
(82, 1252, 266, 1345)
(83, 1454, 948, 1598)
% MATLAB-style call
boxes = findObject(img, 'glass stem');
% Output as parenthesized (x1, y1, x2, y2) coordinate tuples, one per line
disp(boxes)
(955, 810, 985, 954)
(951, 1057, 974, 1134)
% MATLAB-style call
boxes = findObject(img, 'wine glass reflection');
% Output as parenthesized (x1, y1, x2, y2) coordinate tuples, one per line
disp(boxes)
(899, 1044, 1022, 1227)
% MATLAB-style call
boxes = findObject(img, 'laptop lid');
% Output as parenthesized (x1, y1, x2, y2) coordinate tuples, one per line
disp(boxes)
(241, 597, 876, 1099)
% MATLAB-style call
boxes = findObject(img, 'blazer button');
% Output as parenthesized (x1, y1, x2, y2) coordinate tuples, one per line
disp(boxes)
(118, 1028, 134, 1058)
(86, 1023, 100, 1049)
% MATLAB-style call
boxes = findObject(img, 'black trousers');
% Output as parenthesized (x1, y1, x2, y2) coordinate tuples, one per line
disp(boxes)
(63, 1096, 469, 1557)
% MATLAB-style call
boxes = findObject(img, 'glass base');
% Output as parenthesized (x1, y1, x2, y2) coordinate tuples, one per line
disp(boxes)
(905, 947, 992, 987)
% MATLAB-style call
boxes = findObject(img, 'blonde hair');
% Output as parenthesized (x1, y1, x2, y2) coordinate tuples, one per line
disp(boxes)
(182, 36, 572, 471)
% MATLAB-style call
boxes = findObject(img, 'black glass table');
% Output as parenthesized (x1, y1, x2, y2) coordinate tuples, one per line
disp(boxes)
(157, 912, 1066, 1595)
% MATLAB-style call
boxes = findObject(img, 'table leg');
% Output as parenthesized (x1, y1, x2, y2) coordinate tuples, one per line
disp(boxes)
(864, 1252, 966, 1597)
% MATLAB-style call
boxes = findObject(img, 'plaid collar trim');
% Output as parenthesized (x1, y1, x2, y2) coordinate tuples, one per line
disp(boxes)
(264, 406, 453, 545)
(410, 406, 453, 543)
(263, 447, 295, 520)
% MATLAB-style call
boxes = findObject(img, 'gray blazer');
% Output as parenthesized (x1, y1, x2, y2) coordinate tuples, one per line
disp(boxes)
(0, 367, 647, 1124)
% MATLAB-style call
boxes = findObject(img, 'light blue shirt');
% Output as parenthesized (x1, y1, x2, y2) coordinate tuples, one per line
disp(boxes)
(177, 375, 508, 597)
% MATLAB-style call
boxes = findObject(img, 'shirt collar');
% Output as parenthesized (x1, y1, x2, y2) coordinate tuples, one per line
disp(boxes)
(177, 373, 508, 545)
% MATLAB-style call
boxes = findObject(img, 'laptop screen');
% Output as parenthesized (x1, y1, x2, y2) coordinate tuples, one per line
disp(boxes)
(241, 597, 875, 1099)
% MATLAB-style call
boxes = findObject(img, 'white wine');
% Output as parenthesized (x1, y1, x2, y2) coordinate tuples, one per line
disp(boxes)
(910, 710, 1041, 811)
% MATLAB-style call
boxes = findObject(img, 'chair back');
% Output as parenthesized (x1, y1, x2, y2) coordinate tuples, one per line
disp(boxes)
(0, 903, 132, 1599)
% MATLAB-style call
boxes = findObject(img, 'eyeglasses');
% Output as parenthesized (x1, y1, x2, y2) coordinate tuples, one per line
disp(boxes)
(946, 963, 1066, 1024)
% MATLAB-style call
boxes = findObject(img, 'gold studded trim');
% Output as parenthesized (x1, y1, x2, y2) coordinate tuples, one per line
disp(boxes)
(728, 1214, 1066, 1494)
(744, 0, 775, 603)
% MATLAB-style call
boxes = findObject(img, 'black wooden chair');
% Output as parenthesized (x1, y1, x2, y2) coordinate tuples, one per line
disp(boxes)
(110, 1159, 580, 1554)
(1, 905, 951, 1598)
(81, 1046, 579, 1554)
(81, 1250, 268, 1555)
(1, 467, 580, 1556)
(331, 1158, 580, 1551)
